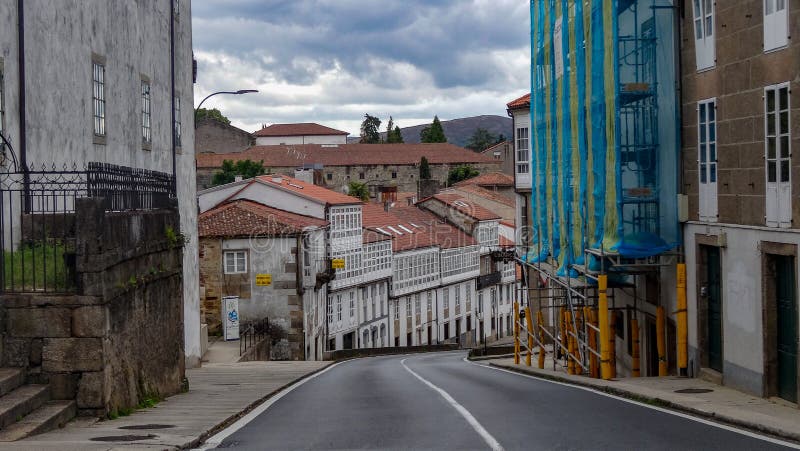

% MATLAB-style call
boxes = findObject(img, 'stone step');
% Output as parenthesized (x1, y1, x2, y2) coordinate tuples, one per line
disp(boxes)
(0, 385, 50, 430)
(0, 369, 25, 397)
(0, 400, 76, 441)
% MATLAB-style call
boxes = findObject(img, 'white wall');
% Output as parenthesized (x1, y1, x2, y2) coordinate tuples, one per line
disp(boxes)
(255, 134, 347, 146)
(512, 109, 531, 190)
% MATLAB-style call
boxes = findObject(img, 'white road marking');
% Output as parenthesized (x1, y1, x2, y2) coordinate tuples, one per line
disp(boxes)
(464, 358, 800, 450)
(193, 361, 346, 450)
(401, 357, 504, 451)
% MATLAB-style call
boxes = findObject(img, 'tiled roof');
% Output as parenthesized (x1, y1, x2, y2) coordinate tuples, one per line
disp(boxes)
(423, 193, 501, 221)
(499, 235, 515, 247)
(256, 174, 362, 206)
(196, 143, 497, 168)
(507, 93, 531, 109)
(453, 171, 514, 188)
(254, 123, 348, 137)
(199, 199, 327, 238)
(363, 227, 392, 244)
(448, 184, 515, 209)
(481, 141, 510, 155)
(361, 203, 477, 251)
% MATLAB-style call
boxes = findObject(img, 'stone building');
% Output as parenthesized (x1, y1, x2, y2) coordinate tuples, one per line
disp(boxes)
(195, 117, 254, 154)
(507, 93, 533, 258)
(195, 143, 502, 194)
(681, 0, 799, 403)
(481, 141, 514, 176)
(198, 199, 327, 360)
(0, 0, 197, 434)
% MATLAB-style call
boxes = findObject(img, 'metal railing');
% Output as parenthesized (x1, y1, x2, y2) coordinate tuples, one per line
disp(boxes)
(239, 317, 270, 356)
(0, 162, 175, 293)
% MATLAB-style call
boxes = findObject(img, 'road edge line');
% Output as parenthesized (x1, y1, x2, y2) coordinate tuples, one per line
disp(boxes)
(187, 361, 345, 450)
(466, 358, 800, 449)
(401, 357, 504, 451)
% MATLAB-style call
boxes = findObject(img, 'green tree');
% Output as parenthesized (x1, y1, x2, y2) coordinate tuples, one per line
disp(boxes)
(386, 116, 404, 143)
(359, 114, 382, 144)
(420, 115, 447, 143)
(211, 159, 266, 186)
(446, 165, 479, 186)
(347, 181, 370, 202)
(419, 157, 431, 180)
(465, 127, 498, 152)
(195, 107, 231, 125)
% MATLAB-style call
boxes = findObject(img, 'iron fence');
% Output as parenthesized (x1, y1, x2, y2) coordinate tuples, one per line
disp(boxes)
(239, 317, 270, 357)
(0, 162, 175, 293)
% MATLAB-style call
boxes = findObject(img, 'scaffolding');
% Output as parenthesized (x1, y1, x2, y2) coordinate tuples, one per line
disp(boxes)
(516, 0, 684, 379)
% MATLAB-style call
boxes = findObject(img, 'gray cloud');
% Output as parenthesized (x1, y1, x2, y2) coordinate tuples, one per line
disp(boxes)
(191, 0, 530, 135)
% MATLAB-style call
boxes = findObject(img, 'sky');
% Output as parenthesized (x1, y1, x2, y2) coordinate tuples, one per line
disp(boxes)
(191, 0, 531, 137)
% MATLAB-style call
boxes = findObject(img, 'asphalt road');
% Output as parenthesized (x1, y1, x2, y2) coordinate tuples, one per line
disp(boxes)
(213, 351, 795, 450)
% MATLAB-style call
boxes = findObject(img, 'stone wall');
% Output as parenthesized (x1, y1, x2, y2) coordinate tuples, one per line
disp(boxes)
(1, 198, 185, 416)
(195, 118, 254, 155)
(197, 161, 502, 193)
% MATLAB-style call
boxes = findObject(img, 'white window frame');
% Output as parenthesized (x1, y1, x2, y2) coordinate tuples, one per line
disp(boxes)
(427, 291, 432, 313)
(394, 300, 399, 320)
(223, 250, 247, 274)
(692, 0, 715, 71)
(698, 98, 718, 222)
(141, 80, 151, 145)
(406, 297, 412, 318)
(174, 95, 182, 147)
(92, 61, 106, 136)
(515, 127, 529, 174)
(765, 83, 792, 228)
(455, 285, 461, 309)
(763, 0, 789, 52)
(336, 294, 342, 321)
(349, 291, 355, 318)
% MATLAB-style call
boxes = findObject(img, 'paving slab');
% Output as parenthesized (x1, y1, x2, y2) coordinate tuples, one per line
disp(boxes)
(4, 360, 330, 450)
(487, 356, 800, 443)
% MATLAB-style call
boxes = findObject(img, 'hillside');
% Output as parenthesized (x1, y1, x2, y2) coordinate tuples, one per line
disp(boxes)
(348, 115, 512, 149)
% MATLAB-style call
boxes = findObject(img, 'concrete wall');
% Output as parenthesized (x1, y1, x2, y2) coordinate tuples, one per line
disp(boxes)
(255, 134, 347, 146)
(195, 118, 254, 154)
(0, 0, 200, 368)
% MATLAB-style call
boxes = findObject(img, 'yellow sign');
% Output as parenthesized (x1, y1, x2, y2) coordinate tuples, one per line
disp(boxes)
(255, 274, 272, 286)
(331, 258, 345, 269)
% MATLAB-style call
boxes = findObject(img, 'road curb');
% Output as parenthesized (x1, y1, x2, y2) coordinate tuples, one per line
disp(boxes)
(182, 362, 336, 450)
(487, 362, 800, 445)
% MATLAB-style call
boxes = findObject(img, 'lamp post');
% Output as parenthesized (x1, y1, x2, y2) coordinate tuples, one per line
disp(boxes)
(194, 89, 258, 128)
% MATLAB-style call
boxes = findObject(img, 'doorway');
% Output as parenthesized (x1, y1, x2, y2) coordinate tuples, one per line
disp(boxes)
(701, 245, 723, 373)
(766, 252, 798, 403)
(646, 317, 658, 377)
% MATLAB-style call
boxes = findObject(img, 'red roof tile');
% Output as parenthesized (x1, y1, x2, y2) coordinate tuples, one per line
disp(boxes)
(453, 171, 514, 188)
(480, 141, 510, 155)
(256, 174, 362, 206)
(196, 143, 497, 169)
(391, 206, 476, 249)
(363, 227, 392, 244)
(199, 199, 327, 238)
(448, 184, 515, 209)
(254, 123, 348, 137)
(423, 193, 501, 221)
(507, 93, 531, 109)
(362, 204, 438, 252)
(499, 235, 515, 247)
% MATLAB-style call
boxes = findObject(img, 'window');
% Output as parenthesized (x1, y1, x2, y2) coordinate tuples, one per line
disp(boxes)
(141, 80, 151, 145)
(223, 251, 247, 274)
(415, 294, 421, 316)
(359, 172, 365, 179)
(349, 291, 355, 318)
(92, 60, 106, 136)
(698, 99, 718, 222)
(327, 300, 333, 324)
(371, 286, 376, 318)
(406, 297, 412, 318)
(764, 0, 788, 52)
(394, 300, 400, 320)
(391, 171, 397, 179)
(765, 83, 791, 228)
(466, 287, 471, 308)
(477, 291, 483, 314)
(455, 286, 461, 308)
(327, 173, 333, 181)
(363, 290, 368, 319)
(336, 295, 342, 321)
(427, 291, 432, 312)
(516, 127, 529, 173)
(692, 0, 715, 70)
(174, 96, 182, 147)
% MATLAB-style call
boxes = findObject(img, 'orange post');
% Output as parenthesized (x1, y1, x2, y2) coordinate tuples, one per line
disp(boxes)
(598, 275, 612, 380)
(525, 306, 534, 367)
(537, 310, 546, 369)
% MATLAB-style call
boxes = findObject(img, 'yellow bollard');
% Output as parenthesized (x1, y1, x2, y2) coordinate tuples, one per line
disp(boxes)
(631, 318, 640, 377)
(609, 307, 617, 379)
(566, 312, 575, 375)
(525, 306, 534, 367)
(657, 305, 667, 376)
(588, 308, 599, 378)
(677, 263, 688, 373)
(537, 310, 546, 369)
(559, 308, 567, 362)
(598, 275, 612, 380)
(513, 302, 520, 364)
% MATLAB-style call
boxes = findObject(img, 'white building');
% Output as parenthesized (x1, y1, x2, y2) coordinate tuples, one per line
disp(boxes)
(507, 94, 532, 259)
(253, 122, 349, 146)
(0, 1, 200, 365)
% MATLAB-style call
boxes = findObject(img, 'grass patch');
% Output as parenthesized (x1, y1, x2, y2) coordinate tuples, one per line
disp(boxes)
(2, 241, 75, 291)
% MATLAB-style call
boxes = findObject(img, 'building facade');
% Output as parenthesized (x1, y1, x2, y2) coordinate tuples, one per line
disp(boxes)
(253, 122, 348, 146)
(682, 0, 799, 402)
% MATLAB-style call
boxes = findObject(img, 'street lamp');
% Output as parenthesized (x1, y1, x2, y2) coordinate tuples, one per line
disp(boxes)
(194, 89, 258, 127)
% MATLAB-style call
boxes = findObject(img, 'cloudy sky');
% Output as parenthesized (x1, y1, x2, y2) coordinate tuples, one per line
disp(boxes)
(192, 0, 531, 136)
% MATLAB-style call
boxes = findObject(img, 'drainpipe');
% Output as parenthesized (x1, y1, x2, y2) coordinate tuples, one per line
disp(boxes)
(170, 0, 177, 193)
(17, 0, 28, 210)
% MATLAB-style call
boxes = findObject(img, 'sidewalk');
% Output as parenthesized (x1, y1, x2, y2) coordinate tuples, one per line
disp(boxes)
(5, 360, 331, 450)
(488, 356, 800, 443)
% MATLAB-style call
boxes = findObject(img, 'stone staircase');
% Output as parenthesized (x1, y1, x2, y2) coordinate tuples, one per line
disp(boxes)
(0, 368, 76, 441)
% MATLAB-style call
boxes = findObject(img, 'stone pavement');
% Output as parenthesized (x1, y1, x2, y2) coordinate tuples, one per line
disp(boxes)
(488, 356, 800, 443)
(202, 337, 242, 364)
(4, 360, 331, 450)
